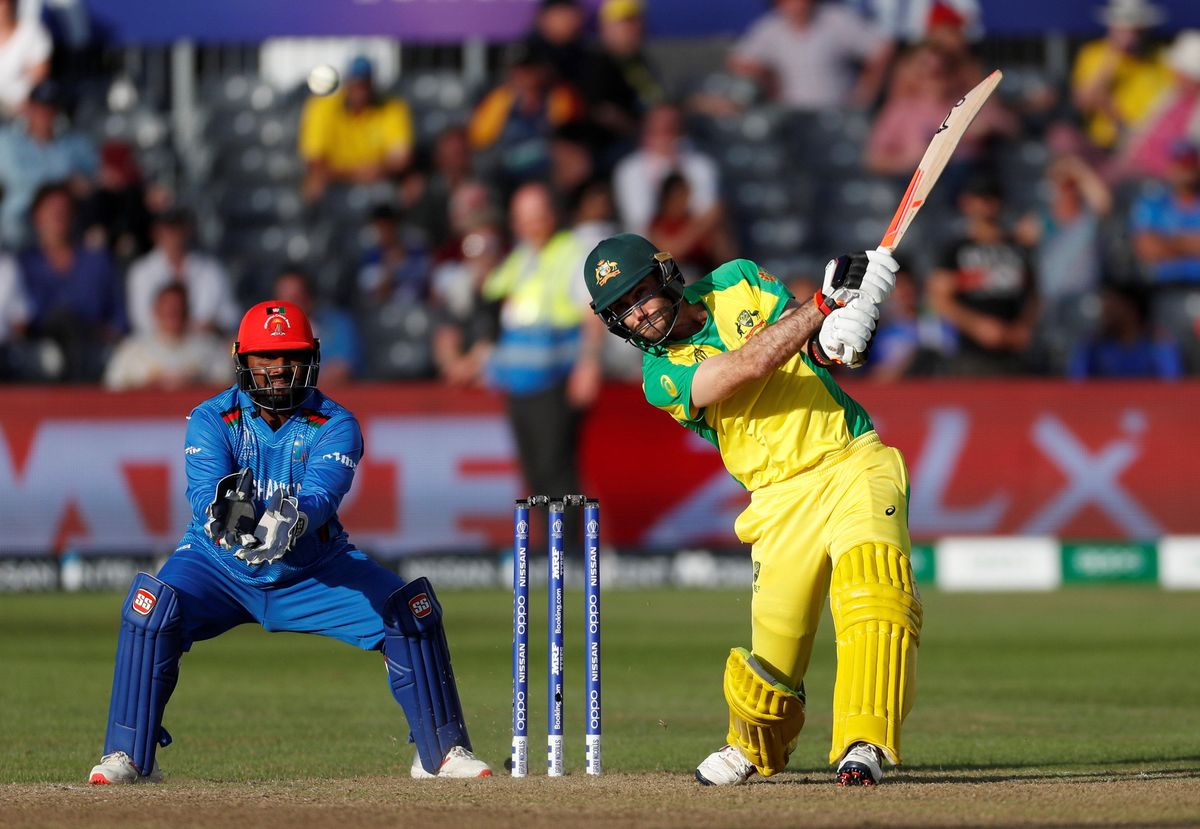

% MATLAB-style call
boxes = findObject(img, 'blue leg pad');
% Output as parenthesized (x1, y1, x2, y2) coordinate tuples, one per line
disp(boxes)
(102, 573, 182, 777)
(382, 577, 471, 775)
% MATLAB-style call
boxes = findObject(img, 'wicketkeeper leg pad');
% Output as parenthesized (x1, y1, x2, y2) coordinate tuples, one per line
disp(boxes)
(828, 542, 922, 766)
(382, 577, 472, 775)
(723, 647, 806, 777)
(103, 573, 183, 777)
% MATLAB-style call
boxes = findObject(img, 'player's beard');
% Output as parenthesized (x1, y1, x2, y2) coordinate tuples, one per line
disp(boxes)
(632, 307, 675, 344)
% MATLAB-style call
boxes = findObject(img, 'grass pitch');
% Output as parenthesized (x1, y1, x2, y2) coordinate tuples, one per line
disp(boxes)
(2, 586, 1199, 827)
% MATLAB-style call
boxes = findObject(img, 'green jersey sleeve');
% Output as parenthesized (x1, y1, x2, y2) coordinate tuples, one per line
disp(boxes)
(641, 352, 704, 426)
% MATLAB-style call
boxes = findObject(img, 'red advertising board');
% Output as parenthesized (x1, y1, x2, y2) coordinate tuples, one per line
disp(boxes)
(0, 381, 1195, 556)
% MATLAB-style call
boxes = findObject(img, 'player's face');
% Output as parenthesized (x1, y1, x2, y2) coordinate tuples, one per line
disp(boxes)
(245, 352, 308, 405)
(610, 275, 676, 344)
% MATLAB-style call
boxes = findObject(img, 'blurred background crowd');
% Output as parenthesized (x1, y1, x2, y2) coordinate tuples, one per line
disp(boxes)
(2, 0, 1200, 390)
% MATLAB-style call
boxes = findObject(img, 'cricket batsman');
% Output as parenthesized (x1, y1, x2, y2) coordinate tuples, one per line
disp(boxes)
(584, 234, 920, 786)
(88, 300, 492, 783)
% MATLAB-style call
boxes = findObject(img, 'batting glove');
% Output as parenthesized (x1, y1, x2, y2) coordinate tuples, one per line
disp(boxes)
(813, 247, 899, 315)
(808, 295, 879, 368)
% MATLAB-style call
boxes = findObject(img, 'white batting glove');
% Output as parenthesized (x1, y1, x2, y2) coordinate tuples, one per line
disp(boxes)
(235, 489, 308, 566)
(811, 295, 879, 368)
(815, 247, 900, 313)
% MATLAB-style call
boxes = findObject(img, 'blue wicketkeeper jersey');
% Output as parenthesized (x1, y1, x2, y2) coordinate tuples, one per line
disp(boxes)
(182, 385, 363, 587)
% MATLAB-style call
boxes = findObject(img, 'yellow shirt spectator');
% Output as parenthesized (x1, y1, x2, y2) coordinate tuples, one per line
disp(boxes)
(1072, 38, 1173, 148)
(299, 91, 415, 176)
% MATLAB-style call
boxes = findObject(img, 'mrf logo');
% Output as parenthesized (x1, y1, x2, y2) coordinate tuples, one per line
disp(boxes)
(408, 593, 433, 618)
(264, 307, 291, 336)
(132, 588, 157, 616)
(594, 260, 621, 286)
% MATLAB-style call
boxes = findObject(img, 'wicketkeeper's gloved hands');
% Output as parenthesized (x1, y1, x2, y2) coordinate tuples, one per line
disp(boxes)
(204, 468, 259, 551)
(234, 489, 308, 566)
(808, 295, 879, 368)
(812, 247, 900, 315)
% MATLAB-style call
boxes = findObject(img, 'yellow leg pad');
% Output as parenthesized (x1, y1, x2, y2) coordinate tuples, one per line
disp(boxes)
(828, 542, 922, 766)
(723, 647, 806, 777)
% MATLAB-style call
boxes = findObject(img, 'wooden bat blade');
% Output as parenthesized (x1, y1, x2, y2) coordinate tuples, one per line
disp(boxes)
(879, 69, 1003, 252)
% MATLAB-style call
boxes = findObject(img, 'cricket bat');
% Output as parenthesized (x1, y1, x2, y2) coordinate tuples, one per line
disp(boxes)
(878, 69, 1003, 252)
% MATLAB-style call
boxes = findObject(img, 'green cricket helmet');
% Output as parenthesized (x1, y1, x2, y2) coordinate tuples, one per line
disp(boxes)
(584, 233, 685, 355)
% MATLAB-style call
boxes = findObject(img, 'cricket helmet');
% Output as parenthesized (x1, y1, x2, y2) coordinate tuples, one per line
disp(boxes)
(584, 233, 685, 355)
(233, 300, 321, 412)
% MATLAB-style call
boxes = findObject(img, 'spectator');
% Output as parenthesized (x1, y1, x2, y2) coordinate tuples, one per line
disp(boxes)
(396, 126, 475, 250)
(272, 267, 364, 385)
(864, 263, 923, 381)
(646, 171, 736, 279)
(80, 139, 154, 265)
(0, 0, 51, 117)
(19, 183, 124, 381)
(481, 182, 603, 501)
(926, 176, 1037, 375)
(865, 42, 1016, 179)
(571, 178, 619, 253)
(864, 0, 981, 45)
(432, 179, 501, 265)
(0, 249, 30, 378)
(1130, 139, 1200, 364)
(357, 203, 433, 306)
(580, 0, 666, 159)
(0, 79, 97, 249)
(1017, 154, 1113, 371)
(468, 45, 584, 195)
(1071, 0, 1172, 152)
(727, 0, 892, 111)
(431, 223, 504, 387)
(522, 0, 593, 89)
(550, 122, 599, 200)
(1068, 284, 1182, 379)
(104, 283, 228, 391)
(613, 103, 719, 235)
(1115, 29, 1200, 181)
(126, 207, 239, 336)
(298, 55, 415, 202)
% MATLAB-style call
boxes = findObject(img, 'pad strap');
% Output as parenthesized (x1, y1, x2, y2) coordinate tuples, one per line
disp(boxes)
(102, 573, 182, 776)
(382, 577, 472, 775)
(723, 647, 806, 777)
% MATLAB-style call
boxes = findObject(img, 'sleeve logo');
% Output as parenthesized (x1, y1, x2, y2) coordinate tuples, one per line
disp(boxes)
(735, 309, 764, 339)
(132, 588, 157, 616)
(594, 260, 621, 286)
(321, 451, 357, 469)
(660, 374, 678, 397)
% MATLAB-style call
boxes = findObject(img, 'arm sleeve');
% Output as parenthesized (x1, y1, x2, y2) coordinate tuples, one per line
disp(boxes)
(642, 353, 703, 426)
(184, 406, 238, 525)
(296, 415, 364, 532)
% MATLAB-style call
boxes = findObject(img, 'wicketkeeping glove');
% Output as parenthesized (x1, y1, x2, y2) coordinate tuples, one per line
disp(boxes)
(813, 247, 899, 316)
(234, 489, 308, 566)
(808, 295, 879, 368)
(204, 468, 259, 551)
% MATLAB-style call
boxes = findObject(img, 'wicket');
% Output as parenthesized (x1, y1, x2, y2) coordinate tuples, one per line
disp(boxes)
(511, 495, 602, 777)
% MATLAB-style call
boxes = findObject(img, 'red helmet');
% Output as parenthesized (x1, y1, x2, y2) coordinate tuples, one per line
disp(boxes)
(235, 301, 318, 354)
(233, 301, 321, 412)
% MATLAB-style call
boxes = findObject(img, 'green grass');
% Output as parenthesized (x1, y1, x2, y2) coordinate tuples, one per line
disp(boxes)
(2, 587, 1199, 783)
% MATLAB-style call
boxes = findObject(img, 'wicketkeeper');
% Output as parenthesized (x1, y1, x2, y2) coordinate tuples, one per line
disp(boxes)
(88, 300, 492, 783)
(584, 234, 921, 786)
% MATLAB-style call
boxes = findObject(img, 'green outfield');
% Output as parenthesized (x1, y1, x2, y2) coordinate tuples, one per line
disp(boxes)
(2, 586, 1199, 827)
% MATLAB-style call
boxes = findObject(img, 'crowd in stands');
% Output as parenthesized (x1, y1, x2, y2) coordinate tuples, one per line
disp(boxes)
(2, 0, 1200, 391)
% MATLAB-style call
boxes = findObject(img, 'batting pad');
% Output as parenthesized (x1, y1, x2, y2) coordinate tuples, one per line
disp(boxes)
(103, 573, 182, 776)
(828, 542, 922, 765)
(723, 647, 806, 777)
(382, 578, 472, 775)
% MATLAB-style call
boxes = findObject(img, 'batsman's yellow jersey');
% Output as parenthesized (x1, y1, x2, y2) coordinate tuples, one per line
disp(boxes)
(641, 260, 873, 491)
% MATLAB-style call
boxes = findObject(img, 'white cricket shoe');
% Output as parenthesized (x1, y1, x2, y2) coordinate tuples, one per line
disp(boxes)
(694, 744, 756, 786)
(88, 751, 163, 785)
(410, 746, 493, 779)
(836, 742, 883, 786)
